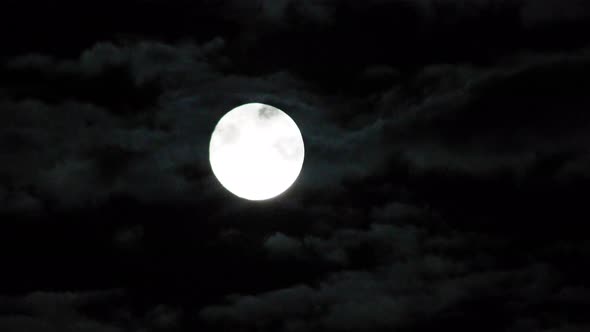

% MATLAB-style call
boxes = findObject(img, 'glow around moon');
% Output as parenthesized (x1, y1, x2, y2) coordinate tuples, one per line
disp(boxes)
(209, 103, 305, 200)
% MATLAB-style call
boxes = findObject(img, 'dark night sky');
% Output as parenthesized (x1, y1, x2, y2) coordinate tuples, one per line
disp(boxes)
(1, 1, 590, 331)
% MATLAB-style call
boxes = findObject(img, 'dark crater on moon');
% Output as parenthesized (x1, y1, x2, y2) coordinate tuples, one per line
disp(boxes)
(258, 105, 279, 119)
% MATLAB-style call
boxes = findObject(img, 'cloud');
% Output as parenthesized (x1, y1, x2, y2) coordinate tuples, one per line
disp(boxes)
(3, 38, 590, 222)
(265, 232, 304, 259)
(0, 290, 181, 332)
(0, 39, 393, 211)
(1, 3, 589, 332)
(0, 291, 125, 332)
(375, 49, 590, 176)
(230, 0, 587, 29)
(113, 225, 145, 250)
(263, 223, 422, 266)
(202, 236, 558, 331)
(202, 184, 587, 331)
(521, 0, 590, 27)
(0, 99, 182, 211)
(1, 39, 226, 111)
(145, 304, 182, 330)
(0, 39, 280, 210)
(226, 0, 335, 25)
(301, 223, 422, 266)
(370, 202, 427, 221)
(415, 0, 590, 27)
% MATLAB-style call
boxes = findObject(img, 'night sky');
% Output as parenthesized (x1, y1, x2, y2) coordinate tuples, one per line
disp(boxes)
(1, 1, 590, 331)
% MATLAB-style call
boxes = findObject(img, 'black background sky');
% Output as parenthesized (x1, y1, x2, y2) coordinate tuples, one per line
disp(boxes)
(1, 1, 590, 331)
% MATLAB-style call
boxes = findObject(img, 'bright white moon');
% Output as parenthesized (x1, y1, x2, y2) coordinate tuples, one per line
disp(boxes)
(209, 103, 305, 200)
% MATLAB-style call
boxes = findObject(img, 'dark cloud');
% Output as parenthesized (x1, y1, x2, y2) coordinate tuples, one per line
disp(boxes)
(0, 39, 382, 212)
(1, 39, 225, 112)
(145, 304, 183, 331)
(227, 0, 336, 25)
(202, 219, 574, 331)
(521, 0, 590, 27)
(265, 232, 304, 259)
(0, 290, 182, 332)
(0, 290, 124, 332)
(195, 46, 590, 327)
(3, 40, 590, 246)
(113, 225, 145, 251)
(201, 186, 587, 330)
(1, 2, 589, 331)
(375, 49, 590, 176)
(0, 40, 239, 211)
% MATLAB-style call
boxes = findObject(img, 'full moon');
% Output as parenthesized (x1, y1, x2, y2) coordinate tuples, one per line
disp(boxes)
(209, 103, 305, 200)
